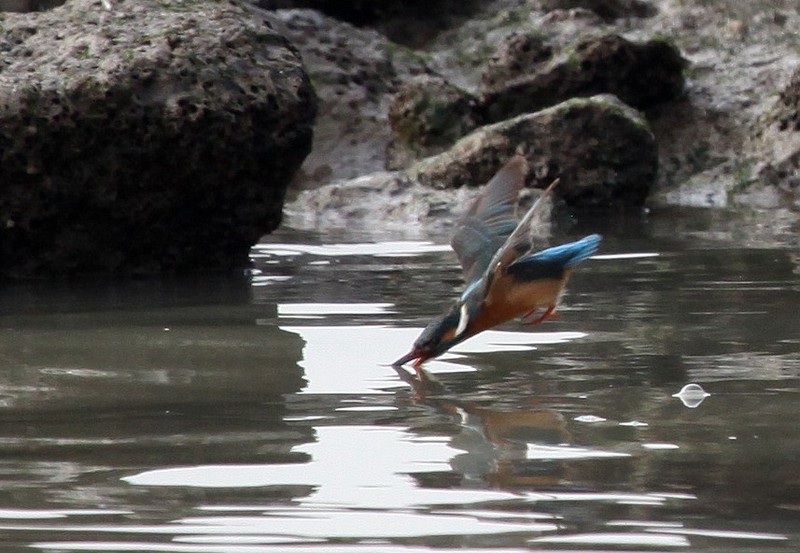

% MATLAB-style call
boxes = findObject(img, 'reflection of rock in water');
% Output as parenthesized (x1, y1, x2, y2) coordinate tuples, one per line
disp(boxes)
(0, 281, 305, 413)
(0, 280, 315, 512)
(0, 280, 315, 517)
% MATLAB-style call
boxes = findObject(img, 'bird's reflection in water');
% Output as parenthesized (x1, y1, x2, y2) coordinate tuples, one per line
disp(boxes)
(394, 365, 572, 489)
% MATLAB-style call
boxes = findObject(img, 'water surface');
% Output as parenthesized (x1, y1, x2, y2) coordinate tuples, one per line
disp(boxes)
(0, 208, 798, 552)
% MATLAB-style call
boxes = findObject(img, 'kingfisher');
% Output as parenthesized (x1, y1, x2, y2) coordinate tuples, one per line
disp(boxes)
(393, 154, 601, 372)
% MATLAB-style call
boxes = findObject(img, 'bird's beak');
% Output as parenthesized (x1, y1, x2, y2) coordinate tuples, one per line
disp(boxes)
(392, 350, 418, 367)
(392, 349, 426, 368)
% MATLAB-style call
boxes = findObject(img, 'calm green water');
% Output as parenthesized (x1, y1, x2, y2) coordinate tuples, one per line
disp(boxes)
(0, 208, 798, 552)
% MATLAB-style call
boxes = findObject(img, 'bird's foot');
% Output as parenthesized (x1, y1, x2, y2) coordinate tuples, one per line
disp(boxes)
(521, 305, 557, 325)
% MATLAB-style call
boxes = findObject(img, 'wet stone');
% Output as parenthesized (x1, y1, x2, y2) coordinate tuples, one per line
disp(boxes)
(0, 0, 317, 278)
(540, 0, 657, 22)
(386, 75, 479, 170)
(413, 95, 657, 209)
(478, 34, 686, 124)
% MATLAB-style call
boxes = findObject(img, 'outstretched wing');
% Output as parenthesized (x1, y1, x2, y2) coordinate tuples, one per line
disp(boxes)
(488, 176, 560, 272)
(450, 155, 527, 286)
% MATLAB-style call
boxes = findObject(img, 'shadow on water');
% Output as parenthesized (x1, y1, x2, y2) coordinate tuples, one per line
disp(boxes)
(0, 208, 798, 551)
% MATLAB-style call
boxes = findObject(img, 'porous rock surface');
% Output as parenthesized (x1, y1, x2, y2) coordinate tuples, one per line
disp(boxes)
(540, 0, 657, 22)
(275, 0, 800, 232)
(253, 0, 483, 47)
(478, 34, 686, 123)
(289, 95, 656, 230)
(412, 95, 657, 208)
(386, 75, 479, 170)
(268, 9, 431, 186)
(386, 33, 684, 167)
(0, 0, 316, 277)
(750, 66, 800, 202)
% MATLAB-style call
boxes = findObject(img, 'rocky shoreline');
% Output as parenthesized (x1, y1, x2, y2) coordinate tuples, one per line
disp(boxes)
(274, 0, 800, 231)
(2, 0, 798, 276)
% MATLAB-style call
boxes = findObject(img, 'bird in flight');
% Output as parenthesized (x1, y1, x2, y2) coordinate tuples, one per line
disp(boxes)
(393, 154, 601, 373)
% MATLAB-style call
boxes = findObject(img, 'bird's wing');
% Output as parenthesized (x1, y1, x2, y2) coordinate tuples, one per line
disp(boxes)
(450, 155, 527, 286)
(506, 234, 602, 281)
(484, 176, 561, 274)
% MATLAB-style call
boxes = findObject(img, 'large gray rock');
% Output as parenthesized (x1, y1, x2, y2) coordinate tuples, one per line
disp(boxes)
(754, 64, 800, 206)
(480, 31, 555, 93)
(385, 33, 683, 168)
(0, 0, 64, 11)
(0, 0, 316, 277)
(287, 94, 657, 231)
(386, 75, 479, 170)
(412, 95, 657, 208)
(253, 0, 482, 46)
(269, 9, 430, 187)
(272, 0, 800, 222)
(540, 0, 656, 21)
(478, 34, 686, 123)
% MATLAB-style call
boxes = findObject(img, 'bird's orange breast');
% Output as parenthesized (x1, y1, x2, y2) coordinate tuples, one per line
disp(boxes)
(470, 268, 572, 332)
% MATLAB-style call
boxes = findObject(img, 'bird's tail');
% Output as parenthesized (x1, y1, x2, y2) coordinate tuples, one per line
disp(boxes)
(535, 234, 602, 267)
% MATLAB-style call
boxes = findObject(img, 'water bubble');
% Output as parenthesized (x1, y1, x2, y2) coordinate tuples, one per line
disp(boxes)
(672, 383, 710, 408)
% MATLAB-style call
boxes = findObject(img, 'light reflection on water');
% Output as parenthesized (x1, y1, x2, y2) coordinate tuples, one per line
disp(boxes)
(0, 220, 798, 551)
(281, 324, 588, 393)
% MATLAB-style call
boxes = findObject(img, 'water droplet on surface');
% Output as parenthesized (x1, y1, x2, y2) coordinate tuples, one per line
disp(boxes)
(672, 383, 710, 408)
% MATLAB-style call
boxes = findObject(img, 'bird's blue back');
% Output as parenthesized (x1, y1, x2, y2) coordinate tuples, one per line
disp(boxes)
(506, 234, 602, 281)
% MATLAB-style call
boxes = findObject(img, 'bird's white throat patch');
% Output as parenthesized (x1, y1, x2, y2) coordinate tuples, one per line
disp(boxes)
(455, 303, 470, 337)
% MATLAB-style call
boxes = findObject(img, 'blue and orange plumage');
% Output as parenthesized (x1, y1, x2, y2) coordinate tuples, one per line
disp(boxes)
(393, 154, 601, 371)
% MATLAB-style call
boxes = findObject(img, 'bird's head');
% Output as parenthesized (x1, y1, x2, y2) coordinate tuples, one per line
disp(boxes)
(393, 301, 473, 368)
